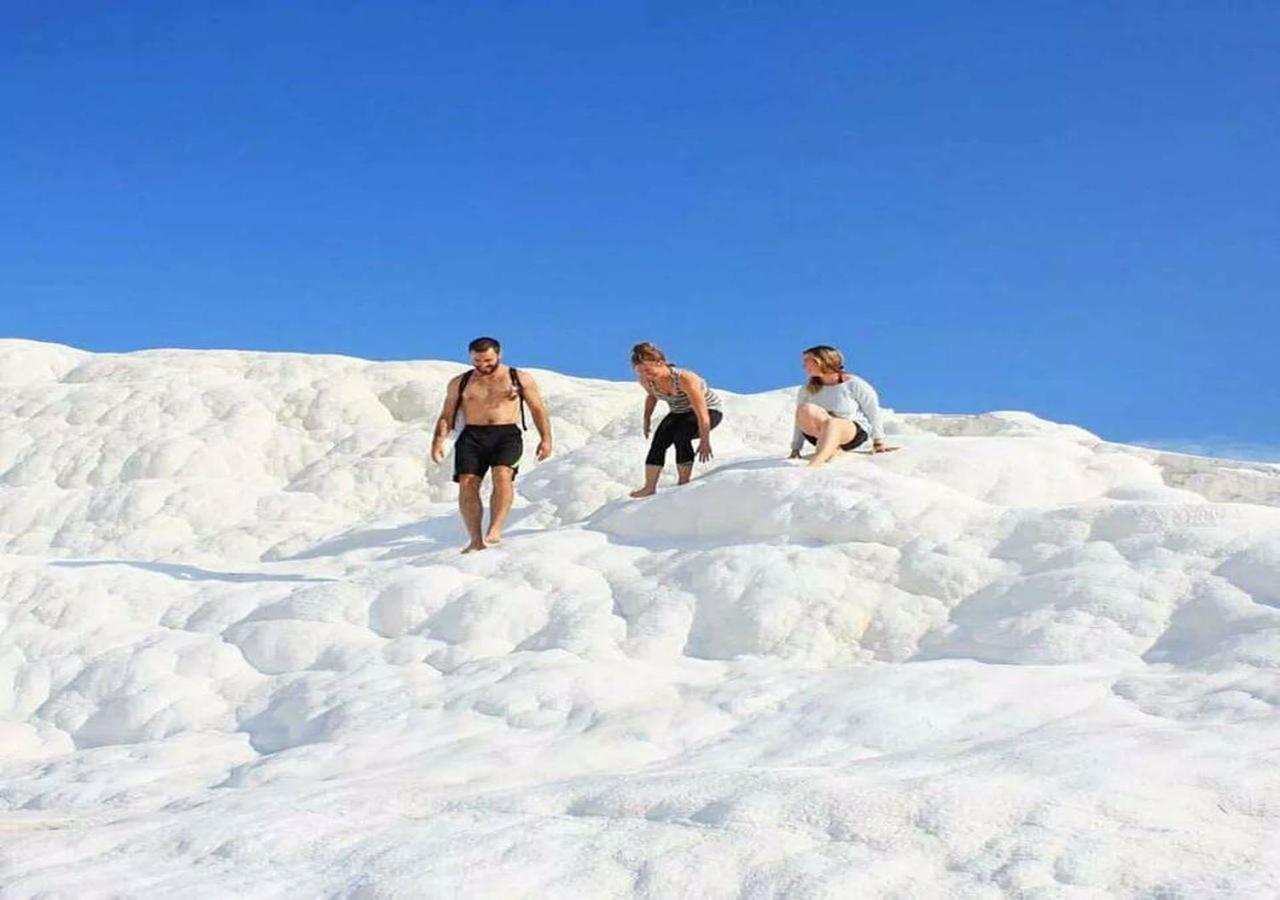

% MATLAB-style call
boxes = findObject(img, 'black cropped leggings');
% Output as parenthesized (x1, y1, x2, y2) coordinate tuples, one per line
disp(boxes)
(646, 409, 723, 467)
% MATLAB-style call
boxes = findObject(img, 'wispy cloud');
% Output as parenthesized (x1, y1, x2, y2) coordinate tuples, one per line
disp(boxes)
(1131, 437, 1280, 464)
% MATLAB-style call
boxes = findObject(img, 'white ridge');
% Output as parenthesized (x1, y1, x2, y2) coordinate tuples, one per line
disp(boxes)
(2, 339, 1278, 897)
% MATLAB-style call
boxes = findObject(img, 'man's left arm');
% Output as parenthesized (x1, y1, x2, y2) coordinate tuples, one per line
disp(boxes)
(521, 373, 555, 461)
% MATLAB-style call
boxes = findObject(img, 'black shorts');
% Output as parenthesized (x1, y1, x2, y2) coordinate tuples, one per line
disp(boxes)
(803, 419, 869, 452)
(453, 425, 523, 482)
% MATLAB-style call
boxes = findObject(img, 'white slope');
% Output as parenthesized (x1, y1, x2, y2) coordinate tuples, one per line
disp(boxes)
(1, 338, 1279, 898)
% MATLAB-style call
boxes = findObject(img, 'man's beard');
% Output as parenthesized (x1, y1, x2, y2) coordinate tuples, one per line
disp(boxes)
(474, 363, 499, 375)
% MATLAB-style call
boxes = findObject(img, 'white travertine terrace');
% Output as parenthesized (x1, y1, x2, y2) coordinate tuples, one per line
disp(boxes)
(2, 339, 1278, 897)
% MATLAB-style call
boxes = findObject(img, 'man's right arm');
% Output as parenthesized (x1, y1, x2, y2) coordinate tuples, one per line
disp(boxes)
(431, 376, 462, 463)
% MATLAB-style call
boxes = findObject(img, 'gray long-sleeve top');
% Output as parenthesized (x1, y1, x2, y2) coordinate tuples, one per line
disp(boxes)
(791, 374, 885, 451)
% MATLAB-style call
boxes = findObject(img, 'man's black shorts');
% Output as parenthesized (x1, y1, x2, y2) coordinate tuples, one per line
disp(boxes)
(803, 419, 869, 452)
(453, 425, 524, 482)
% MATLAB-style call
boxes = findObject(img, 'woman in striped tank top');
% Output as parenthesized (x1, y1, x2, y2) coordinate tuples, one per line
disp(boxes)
(629, 342, 724, 498)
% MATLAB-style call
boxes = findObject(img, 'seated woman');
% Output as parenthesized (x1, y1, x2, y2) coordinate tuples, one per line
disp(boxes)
(629, 342, 724, 497)
(790, 344, 896, 466)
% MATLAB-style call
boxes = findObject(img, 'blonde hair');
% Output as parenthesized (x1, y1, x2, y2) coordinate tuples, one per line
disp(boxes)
(630, 342, 668, 367)
(803, 344, 844, 393)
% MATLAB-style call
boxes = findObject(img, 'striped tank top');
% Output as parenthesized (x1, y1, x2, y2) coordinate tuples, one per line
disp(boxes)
(647, 364, 723, 413)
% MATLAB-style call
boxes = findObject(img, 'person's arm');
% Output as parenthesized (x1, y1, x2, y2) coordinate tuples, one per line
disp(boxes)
(790, 386, 807, 457)
(431, 375, 463, 463)
(641, 393, 658, 438)
(680, 370, 714, 462)
(681, 370, 712, 439)
(520, 372, 555, 461)
(843, 375, 894, 452)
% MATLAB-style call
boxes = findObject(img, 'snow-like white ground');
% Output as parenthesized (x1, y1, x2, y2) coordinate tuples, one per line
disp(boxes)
(2, 338, 1279, 898)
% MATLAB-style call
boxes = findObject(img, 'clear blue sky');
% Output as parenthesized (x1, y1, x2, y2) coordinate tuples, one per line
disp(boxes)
(3, 2, 1277, 454)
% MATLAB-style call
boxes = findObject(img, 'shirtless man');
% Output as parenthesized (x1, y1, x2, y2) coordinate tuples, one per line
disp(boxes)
(431, 337, 553, 553)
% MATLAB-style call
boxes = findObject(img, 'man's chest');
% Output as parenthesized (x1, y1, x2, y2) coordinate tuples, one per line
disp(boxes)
(463, 377, 517, 406)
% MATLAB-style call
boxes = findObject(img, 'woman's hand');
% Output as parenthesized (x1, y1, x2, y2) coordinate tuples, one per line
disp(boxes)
(872, 438, 898, 453)
(788, 449, 802, 460)
(697, 439, 713, 462)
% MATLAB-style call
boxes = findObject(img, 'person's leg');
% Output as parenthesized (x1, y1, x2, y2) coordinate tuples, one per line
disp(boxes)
(795, 404, 830, 457)
(677, 409, 724, 483)
(809, 416, 859, 467)
(457, 474, 487, 552)
(632, 415, 676, 497)
(486, 466, 515, 543)
(671, 412, 701, 484)
(453, 428, 489, 552)
(630, 465, 662, 498)
(483, 427, 523, 543)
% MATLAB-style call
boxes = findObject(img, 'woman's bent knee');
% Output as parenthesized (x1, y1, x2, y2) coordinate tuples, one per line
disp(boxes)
(797, 403, 827, 425)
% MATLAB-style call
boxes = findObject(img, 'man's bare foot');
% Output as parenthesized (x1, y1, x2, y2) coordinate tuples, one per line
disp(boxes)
(629, 487, 656, 498)
(484, 533, 503, 545)
(676, 480, 691, 486)
(461, 541, 487, 553)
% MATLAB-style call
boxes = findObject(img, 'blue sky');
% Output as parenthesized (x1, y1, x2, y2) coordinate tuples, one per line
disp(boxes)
(2, 2, 1277, 455)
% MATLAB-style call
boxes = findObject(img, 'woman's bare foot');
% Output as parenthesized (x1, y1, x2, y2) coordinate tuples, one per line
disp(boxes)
(629, 487, 657, 498)
(484, 532, 503, 545)
(461, 541, 488, 553)
(806, 458, 832, 468)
